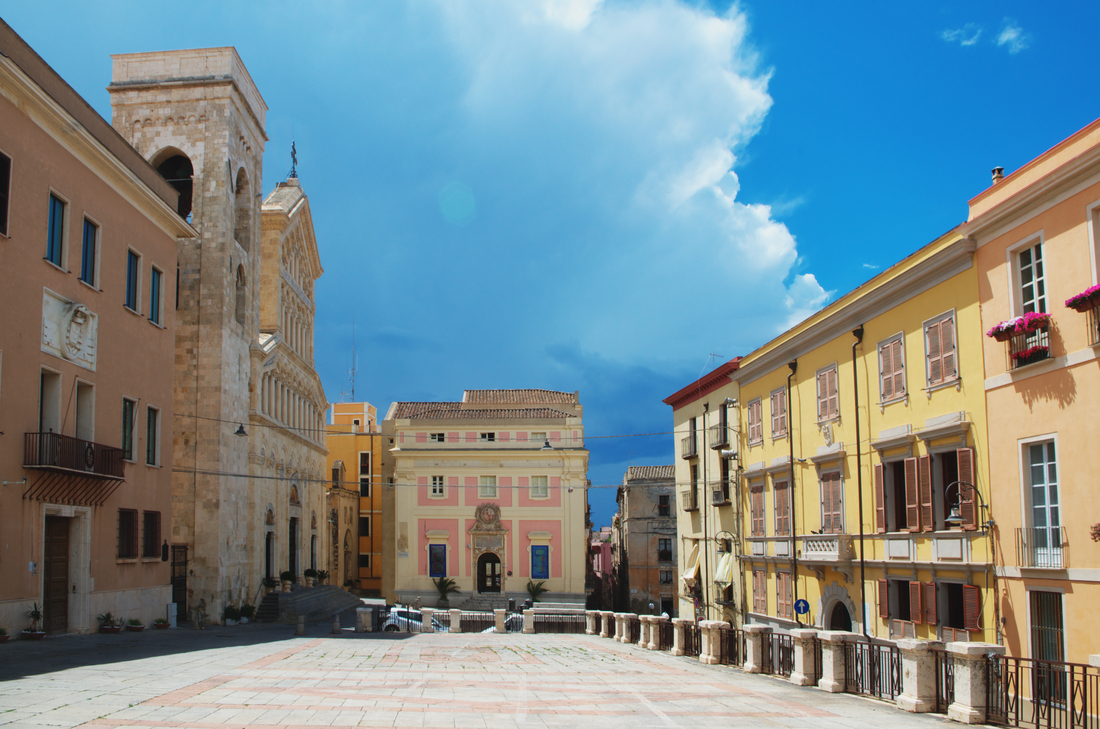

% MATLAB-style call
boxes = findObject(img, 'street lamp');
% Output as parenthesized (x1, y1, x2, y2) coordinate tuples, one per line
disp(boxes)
(943, 480, 995, 531)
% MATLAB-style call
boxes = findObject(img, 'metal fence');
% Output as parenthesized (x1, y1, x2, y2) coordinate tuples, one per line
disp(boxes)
(593, 613, 603, 635)
(767, 632, 795, 678)
(683, 623, 701, 658)
(845, 639, 902, 701)
(935, 648, 955, 714)
(459, 611, 495, 633)
(627, 616, 641, 644)
(718, 626, 745, 666)
(988, 654, 1100, 729)
(811, 635, 823, 686)
(658, 621, 674, 651)
(532, 612, 586, 634)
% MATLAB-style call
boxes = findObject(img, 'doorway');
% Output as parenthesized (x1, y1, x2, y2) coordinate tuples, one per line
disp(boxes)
(828, 602, 852, 631)
(477, 552, 502, 593)
(43, 516, 69, 633)
(288, 517, 299, 577)
(171, 545, 188, 621)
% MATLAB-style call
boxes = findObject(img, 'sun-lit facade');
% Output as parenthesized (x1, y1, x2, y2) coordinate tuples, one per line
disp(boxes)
(327, 402, 383, 594)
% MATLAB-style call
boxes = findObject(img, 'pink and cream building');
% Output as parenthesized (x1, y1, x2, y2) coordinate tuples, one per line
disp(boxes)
(382, 389, 588, 606)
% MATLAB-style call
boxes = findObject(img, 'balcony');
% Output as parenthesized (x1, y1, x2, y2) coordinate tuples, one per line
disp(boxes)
(1088, 305, 1100, 346)
(800, 533, 854, 563)
(680, 435, 697, 459)
(24, 432, 125, 479)
(1016, 526, 1066, 569)
(710, 481, 730, 506)
(1008, 326, 1050, 370)
(681, 487, 698, 511)
(708, 423, 729, 449)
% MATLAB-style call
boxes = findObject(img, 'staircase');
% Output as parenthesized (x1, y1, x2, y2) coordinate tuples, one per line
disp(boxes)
(456, 594, 510, 612)
(255, 585, 364, 623)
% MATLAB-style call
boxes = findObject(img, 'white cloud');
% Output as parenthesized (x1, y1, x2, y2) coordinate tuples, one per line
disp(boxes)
(997, 19, 1030, 54)
(783, 273, 832, 329)
(940, 24, 982, 47)
(862, 263, 879, 270)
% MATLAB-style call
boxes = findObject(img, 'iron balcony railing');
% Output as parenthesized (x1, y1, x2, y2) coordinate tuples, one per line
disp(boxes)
(657, 549, 673, 562)
(24, 431, 125, 479)
(1088, 305, 1100, 347)
(681, 486, 698, 511)
(1008, 326, 1051, 370)
(1016, 527, 1067, 569)
(708, 423, 729, 449)
(680, 435, 697, 459)
(710, 480, 731, 505)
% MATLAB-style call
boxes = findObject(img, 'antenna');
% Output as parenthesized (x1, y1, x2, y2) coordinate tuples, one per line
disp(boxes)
(341, 313, 357, 402)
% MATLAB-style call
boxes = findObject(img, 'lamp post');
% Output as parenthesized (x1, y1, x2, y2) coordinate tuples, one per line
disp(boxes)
(943, 480, 995, 531)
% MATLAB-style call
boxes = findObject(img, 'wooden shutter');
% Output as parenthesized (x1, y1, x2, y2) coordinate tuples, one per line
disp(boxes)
(891, 339, 906, 396)
(909, 581, 923, 624)
(775, 482, 789, 536)
(904, 457, 920, 532)
(817, 371, 828, 420)
(957, 447, 977, 530)
(873, 463, 886, 533)
(923, 583, 937, 625)
(919, 455, 934, 532)
(878, 578, 889, 619)
(963, 584, 980, 631)
(751, 485, 765, 536)
(926, 320, 943, 385)
(826, 367, 838, 418)
(771, 391, 786, 436)
(822, 472, 842, 534)
(940, 316, 956, 381)
(880, 342, 894, 400)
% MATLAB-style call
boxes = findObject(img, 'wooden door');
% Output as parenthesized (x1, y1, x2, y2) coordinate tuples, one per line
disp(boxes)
(43, 516, 69, 633)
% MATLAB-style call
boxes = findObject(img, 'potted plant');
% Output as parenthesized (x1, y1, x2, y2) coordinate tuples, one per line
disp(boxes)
(0, 627, 8, 643)
(280, 570, 294, 592)
(316, 569, 330, 586)
(433, 576, 461, 608)
(223, 605, 240, 626)
(262, 576, 277, 594)
(1011, 344, 1050, 366)
(987, 312, 1053, 341)
(304, 568, 317, 587)
(1066, 285, 1100, 313)
(126, 618, 145, 632)
(153, 617, 170, 630)
(240, 604, 255, 624)
(526, 580, 549, 603)
(97, 612, 122, 634)
(23, 603, 46, 640)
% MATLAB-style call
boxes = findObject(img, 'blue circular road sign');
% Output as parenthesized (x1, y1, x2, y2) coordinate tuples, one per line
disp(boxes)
(794, 599, 810, 615)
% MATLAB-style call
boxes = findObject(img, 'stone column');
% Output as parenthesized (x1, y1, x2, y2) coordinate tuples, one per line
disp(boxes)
(613, 613, 626, 642)
(355, 607, 371, 632)
(671, 618, 689, 656)
(421, 607, 435, 633)
(649, 616, 667, 650)
(599, 611, 613, 638)
(743, 624, 771, 673)
(495, 609, 506, 634)
(585, 610, 597, 635)
(789, 628, 819, 686)
(621, 613, 638, 644)
(522, 608, 535, 634)
(896, 640, 941, 713)
(638, 615, 651, 648)
(817, 630, 856, 693)
(450, 609, 461, 634)
(947, 642, 1005, 724)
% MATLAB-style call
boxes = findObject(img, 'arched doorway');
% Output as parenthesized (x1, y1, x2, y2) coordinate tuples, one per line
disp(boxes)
(828, 602, 853, 631)
(152, 151, 194, 219)
(477, 552, 502, 593)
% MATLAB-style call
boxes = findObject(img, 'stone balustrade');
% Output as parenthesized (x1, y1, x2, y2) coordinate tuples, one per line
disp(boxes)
(599, 610, 614, 638)
(895, 639, 940, 713)
(946, 642, 1004, 724)
(742, 624, 771, 673)
(788, 628, 818, 686)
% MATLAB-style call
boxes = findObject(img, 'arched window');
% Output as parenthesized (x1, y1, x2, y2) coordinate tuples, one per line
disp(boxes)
(235, 265, 246, 326)
(153, 150, 193, 220)
(289, 484, 300, 505)
(234, 168, 251, 251)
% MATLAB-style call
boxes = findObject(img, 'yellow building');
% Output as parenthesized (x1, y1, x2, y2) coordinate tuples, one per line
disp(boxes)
(965, 118, 1100, 664)
(327, 402, 383, 594)
(669, 229, 998, 642)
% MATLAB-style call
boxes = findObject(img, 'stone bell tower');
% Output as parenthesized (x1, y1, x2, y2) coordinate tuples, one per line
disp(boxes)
(108, 48, 268, 618)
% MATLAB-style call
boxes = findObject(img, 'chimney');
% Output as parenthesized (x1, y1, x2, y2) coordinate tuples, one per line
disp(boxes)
(992, 167, 1005, 184)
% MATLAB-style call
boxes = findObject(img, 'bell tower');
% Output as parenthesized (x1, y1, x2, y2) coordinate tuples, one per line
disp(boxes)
(108, 48, 268, 617)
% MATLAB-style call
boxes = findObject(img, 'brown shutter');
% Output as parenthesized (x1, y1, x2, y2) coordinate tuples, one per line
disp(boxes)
(923, 582, 937, 625)
(817, 371, 827, 420)
(904, 457, 920, 532)
(822, 472, 842, 534)
(963, 584, 980, 631)
(909, 581, 923, 624)
(880, 342, 893, 400)
(778, 390, 786, 434)
(878, 578, 889, 619)
(926, 321, 942, 385)
(827, 367, 839, 418)
(918, 455, 933, 532)
(941, 316, 956, 381)
(957, 448, 977, 531)
(751, 486, 764, 536)
(891, 339, 905, 396)
(874, 463, 886, 533)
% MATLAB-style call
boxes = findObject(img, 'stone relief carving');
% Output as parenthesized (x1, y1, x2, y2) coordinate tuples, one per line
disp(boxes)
(42, 289, 97, 371)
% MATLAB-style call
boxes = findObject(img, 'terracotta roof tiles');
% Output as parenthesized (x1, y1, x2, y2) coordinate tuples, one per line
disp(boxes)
(625, 465, 675, 481)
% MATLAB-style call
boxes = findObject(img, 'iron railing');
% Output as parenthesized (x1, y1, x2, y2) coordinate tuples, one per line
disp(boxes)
(1008, 326, 1051, 370)
(459, 611, 495, 633)
(532, 612, 585, 634)
(658, 621, 674, 651)
(681, 435, 697, 459)
(811, 636, 823, 686)
(718, 626, 745, 667)
(682, 486, 698, 511)
(846, 639, 902, 701)
(987, 654, 1100, 729)
(708, 423, 729, 449)
(683, 623, 701, 657)
(767, 632, 795, 678)
(24, 431, 124, 478)
(627, 615, 641, 644)
(1088, 305, 1100, 347)
(1017, 527, 1067, 569)
(593, 613, 603, 634)
(934, 648, 955, 714)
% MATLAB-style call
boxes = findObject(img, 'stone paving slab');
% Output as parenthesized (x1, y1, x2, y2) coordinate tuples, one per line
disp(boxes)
(0, 623, 956, 728)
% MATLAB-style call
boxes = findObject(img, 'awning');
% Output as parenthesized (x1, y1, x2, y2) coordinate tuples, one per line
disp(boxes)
(714, 553, 735, 586)
(680, 542, 700, 586)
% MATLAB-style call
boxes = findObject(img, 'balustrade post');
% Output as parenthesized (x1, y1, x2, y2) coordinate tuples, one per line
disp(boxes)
(696, 621, 715, 664)
(612, 612, 625, 641)
(421, 607, 435, 634)
(495, 609, 506, 634)
(946, 642, 1004, 724)
(585, 610, 597, 635)
(522, 608, 535, 634)
(621, 613, 638, 643)
(599, 610, 614, 638)
(649, 616, 667, 650)
(637, 615, 650, 648)
(789, 628, 819, 685)
(743, 624, 771, 673)
(449, 608, 462, 633)
(671, 618, 689, 656)
(896, 640, 941, 713)
(817, 630, 857, 693)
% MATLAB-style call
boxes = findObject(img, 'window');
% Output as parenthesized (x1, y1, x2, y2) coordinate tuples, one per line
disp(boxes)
(878, 336, 906, 402)
(938, 582, 981, 634)
(1030, 591, 1065, 666)
(924, 312, 957, 387)
(358, 553, 371, 569)
(720, 458, 731, 502)
(774, 479, 790, 536)
(117, 508, 138, 559)
(39, 369, 61, 434)
(530, 431, 546, 443)
(125, 250, 141, 312)
(874, 460, 916, 533)
(431, 475, 444, 497)
(80, 218, 98, 286)
(1026, 441, 1061, 564)
(658, 494, 670, 516)
(753, 570, 767, 614)
(0, 151, 10, 236)
(777, 572, 792, 619)
(820, 471, 843, 534)
(530, 475, 549, 498)
(770, 388, 787, 437)
(428, 544, 446, 578)
(659, 570, 673, 584)
(142, 511, 161, 558)
(1018, 241, 1047, 314)
(479, 475, 497, 498)
(479, 432, 496, 442)
(750, 483, 765, 537)
(531, 545, 550, 580)
(747, 399, 762, 444)
(121, 398, 136, 461)
(145, 406, 159, 466)
(429, 432, 445, 442)
(359, 516, 371, 537)
(75, 381, 94, 441)
(46, 193, 66, 267)
(816, 365, 839, 421)
(657, 538, 672, 562)
(359, 452, 371, 497)
(149, 267, 163, 325)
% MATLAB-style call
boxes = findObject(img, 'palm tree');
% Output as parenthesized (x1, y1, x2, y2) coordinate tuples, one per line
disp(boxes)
(433, 577, 461, 607)
(526, 580, 549, 603)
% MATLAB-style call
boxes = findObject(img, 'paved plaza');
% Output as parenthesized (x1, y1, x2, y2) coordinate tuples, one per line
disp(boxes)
(0, 622, 953, 729)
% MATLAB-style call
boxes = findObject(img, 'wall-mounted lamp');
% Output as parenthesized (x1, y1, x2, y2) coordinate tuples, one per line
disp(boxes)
(235, 423, 248, 437)
(541, 439, 553, 450)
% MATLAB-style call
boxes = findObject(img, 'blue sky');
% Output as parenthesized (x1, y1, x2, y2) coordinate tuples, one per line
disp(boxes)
(6, 1, 1097, 527)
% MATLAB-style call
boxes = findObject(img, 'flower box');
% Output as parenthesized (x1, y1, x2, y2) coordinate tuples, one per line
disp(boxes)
(1011, 345, 1050, 367)
(153, 622, 170, 629)
(100, 625, 122, 634)
(126, 624, 145, 632)
(988, 312, 1052, 340)
(21, 630, 46, 641)
(1066, 286, 1100, 313)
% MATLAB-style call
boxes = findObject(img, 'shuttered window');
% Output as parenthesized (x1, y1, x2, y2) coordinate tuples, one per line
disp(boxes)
(879, 336, 906, 401)
(957, 447, 978, 530)
(748, 399, 763, 445)
(753, 570, 767, 614)
(118, 509, 138, 559)
(750, 484, 765, 537)
(923, 583, 937, 625)
(878, 578, 889, 619)
(909, 581, 923, 624)
(770, 389, 787, 437)
(963, 584, 981, 631)
(774, 480, 790, 537)
(821, 471, 843, 534)
(904, 457, 920, 532)
(925, 313, 958, 386)
(873, 463, 886, 533)
(141, 511, 161, 558)
(919, 455, 934, 532)
(816, 365, 839, 421)
(777, 572, 792, 618)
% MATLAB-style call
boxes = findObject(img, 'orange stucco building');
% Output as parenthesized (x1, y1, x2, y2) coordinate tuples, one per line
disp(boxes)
(327, 402, 383, 593)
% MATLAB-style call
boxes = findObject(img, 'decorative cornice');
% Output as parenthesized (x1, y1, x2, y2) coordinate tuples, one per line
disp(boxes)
(663, 359, 741, 411)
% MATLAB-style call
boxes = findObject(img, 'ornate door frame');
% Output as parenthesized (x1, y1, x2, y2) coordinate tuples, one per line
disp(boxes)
(469, 503, 507, 595)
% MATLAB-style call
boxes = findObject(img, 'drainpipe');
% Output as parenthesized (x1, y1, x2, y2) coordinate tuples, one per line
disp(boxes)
(852, 325, 872, 641)
(787, 361, 800, 627)
(701, 403, 709, 617)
